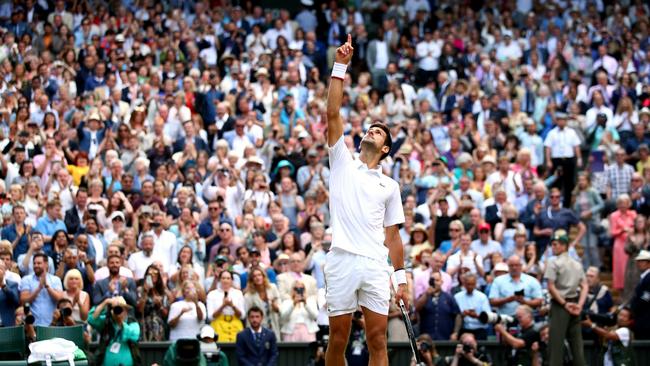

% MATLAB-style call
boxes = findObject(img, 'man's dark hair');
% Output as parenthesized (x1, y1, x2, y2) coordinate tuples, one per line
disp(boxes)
(57, 298, 72, 308)
(33, 252, 49, 264)
(248, 306, 264, 317)
(106, 254, 122, 262)
(369, 122, 392, 160)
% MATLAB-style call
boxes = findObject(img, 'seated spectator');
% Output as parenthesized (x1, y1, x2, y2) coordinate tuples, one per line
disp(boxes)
(169, 264, 206, 304)
(34, 200, 67, 243)
(136, 264, 171, 342)
(127, 234, 156, 280)
(168, 280, 206, 341)
(279, 280, 318, 342)
(207, 270, 246, 342)
(55, 246, 95, 295)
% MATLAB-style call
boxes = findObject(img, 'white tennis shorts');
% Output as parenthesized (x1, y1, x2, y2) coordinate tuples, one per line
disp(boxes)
(324, 248, 392, 316)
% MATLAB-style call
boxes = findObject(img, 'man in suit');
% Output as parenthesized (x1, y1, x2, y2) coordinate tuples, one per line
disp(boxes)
(92, 254, 137, 308)
(631, 250, 650, 339)
(173, 120, 209, 153)
(236, 306, 279, 366)
(64, 189, 88, 237)
(0, 260, 20, 326)
(276, 252, 317, 301)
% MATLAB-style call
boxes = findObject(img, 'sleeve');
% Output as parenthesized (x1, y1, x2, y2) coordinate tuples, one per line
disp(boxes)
(615, 327, 630, 347)
(269, 331, 279, 365)
(544, 259, 557, 282)
(447, 255, 460, 273)
(522, 329, 541, 348)
(384, 183, 405, 227)
(51, 276, 63, 291)
(328, 135, 353, 172)
(168, 302, 180, 321)
(19, 276, 31, 292)
(235, 291, 246, 319)
(480, 294, 492, 314)
(450, 295, 461, 315)
(543, 131, 554, 148)
(122, 321, 141, 342)
(86, 306, 106, 330)
(528, 278, 543, 300)
(488, 278, 501, 299)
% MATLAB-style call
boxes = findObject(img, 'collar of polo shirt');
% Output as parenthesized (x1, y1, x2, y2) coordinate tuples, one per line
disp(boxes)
(356, 161, 382, 177)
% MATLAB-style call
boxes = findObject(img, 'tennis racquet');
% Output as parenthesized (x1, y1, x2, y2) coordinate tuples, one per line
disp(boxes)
(397, 298, 424, 365)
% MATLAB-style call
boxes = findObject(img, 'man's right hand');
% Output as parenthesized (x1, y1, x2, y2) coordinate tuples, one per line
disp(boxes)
(335, 34, 354, 65)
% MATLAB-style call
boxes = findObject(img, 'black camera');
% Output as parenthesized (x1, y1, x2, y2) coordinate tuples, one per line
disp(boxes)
(582, 311, 617, 327)
(419, 342, 432, 352)
(112, 305, 124, 315)
(295, 287, 305, 296)
(429, 277, 436, 287)
(514, 289, 524, 297)
(61, 307, 72, 317)
(24, 303, 35, 325)
(462, 343, 473, 353)
(353, 311, 363, 320)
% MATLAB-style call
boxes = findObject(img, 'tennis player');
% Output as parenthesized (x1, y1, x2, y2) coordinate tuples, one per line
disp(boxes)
(324, 34, 408, 366)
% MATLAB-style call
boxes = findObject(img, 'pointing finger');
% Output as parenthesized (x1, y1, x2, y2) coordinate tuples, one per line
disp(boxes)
(347, 33, 352, 45)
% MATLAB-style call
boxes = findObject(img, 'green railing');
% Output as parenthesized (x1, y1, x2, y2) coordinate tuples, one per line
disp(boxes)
(93, 341, 650, 365)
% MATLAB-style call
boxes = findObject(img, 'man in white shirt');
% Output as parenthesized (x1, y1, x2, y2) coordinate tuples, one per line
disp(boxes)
(127, 234, 156, 280)
(416, 29, 441, 86)
(95, 244, 134, 281)
(544, 113, 582, 206)
(324, 36, 407, 366)
(496, 31, 523, 62)
(149, 212, 178, 272)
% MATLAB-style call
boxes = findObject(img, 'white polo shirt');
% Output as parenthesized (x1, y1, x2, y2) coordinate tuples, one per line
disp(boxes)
(543, 126, 580, 158)
(328, 136, 405, 262)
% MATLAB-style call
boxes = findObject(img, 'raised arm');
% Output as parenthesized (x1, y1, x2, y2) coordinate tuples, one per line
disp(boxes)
(326, 34, 354, 147)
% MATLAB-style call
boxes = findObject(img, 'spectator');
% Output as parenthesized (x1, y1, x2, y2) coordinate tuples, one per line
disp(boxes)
(2, 205, 31, 259)
(93, 254, 137, 308)
(610, 194, 637, 291)
(572, 172, 605, 269)
(533, 187, 586, 255)
(207, 270, 245, 342)
(244, 266, 282, 340)
(0, 259, 20, 326)
(95, 244, 133, 282)
(34, 200, 66, 243)
(489, 255, 543, 317)
(447, 234, 485, 287)
(493, 305, 540, 366)
(447, 332, 492, 366)
(277, 252, 317, 300)
(624, 214, 648, 301)
(454, 272, 491, 340)
(19, 253, 64, 326)
(416, 270, 461, 341)
(630, 250, 650, 340)
(236, 306, 279, 366)
(61, 268, 90, 323)
(544, 113, 582, 206)
(127, 234, 156, 280)
(168, 280, 206, 341)
(136, 264, 171, 342)
(279, 280, 319, 342)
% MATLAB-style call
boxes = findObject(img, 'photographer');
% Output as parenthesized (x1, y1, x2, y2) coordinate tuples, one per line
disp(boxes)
(493, 305, 540, 366)
(416, 271, 462, 341)
(411, 334, 446, 366)
(87, 296, 141, 366)
(581, 307, 635, 366)
(279, 281, 318, 342)
(489, 255, 543, 317)
(448, 333, 492, 366)
(50, 298, 76, 326)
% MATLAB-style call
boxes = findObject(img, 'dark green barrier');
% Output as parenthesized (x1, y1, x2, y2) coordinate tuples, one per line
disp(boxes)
(87, 341, 650, 365)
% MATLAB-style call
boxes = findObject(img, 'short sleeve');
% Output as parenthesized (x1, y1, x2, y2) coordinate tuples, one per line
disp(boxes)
(168, 302, 181, 321)
(528, 277, 543, 299)
(488, 278, 502, 299)
(384, 183, 405, 227)
(544, 259, 558, 282)
(615, 327, 630, 347)
(328, 135, 353, 172)
(19, 276, 31, 292)
(51, 276, 63, 291)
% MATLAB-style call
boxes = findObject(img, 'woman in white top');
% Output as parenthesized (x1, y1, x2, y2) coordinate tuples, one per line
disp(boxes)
(62, 269, 90, 322)
(279, 280, 319, 342)
(206, 270, 245, 342)
(168, 280, 206, 341)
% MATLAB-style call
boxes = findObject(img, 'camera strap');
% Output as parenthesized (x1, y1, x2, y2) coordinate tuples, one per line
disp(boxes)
(584, 284, 602, 311)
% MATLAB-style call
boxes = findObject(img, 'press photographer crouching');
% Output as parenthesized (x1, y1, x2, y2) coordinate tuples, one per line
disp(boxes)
(410, 334, 446, 366)
(50, 298, 76, 326)
(493, 305, 540, 366)
(581, 307, 635, 366)
(447, 332, 492, 366)
(162, 325, 229, 366)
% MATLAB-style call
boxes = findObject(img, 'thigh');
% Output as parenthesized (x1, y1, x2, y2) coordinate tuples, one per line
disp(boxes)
(328, 313, 353, 344)
(325, 249, 361, 316)
(358, 261, 391, 316)
(361, 305, 388, 345)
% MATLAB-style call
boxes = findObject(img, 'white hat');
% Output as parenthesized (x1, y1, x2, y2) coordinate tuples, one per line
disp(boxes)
(246, 156, 264, 166)
(493, 262, 509, 273)
(636, 250, 650, 261)
(109, 211, 125, 221)
(115, 34, 125, 43)
(301, 0, 314, 6)
(198, 325, 216, 340)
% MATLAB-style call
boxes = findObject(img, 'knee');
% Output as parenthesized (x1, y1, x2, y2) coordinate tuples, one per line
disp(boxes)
(327, 333, 349, 351)
(365, 330, 387, 352)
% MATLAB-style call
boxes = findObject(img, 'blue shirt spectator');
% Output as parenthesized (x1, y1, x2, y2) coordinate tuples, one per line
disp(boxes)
(18, 253, 63, 326)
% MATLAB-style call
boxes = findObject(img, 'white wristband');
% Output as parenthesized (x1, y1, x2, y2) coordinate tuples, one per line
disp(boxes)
(331, 62, 347, 80)
(393, 268, 407, 285)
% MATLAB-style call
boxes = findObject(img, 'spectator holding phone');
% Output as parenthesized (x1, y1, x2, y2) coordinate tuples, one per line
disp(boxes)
(168, 280, 206, 341)
(136, 264, 170, 341)
(279, 280, 319, 342)
(207, 270, 245, 342)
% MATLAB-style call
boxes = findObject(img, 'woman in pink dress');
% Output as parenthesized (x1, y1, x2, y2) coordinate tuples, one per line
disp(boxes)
(610, 194, 637, 290)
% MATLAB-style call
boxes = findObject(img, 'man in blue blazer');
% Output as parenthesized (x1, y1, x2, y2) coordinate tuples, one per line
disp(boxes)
(76, 112, 107, 160)
(236, 306, 278, 366)
(0, 261, 20, 326)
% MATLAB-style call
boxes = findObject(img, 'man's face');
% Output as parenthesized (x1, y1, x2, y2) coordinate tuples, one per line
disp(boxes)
(586, 270, 598, 287)
(219, 224, 233, 240)
(13, 207, 25, 223)
(208, 202, 221, 218)
(515, 308, 532, 327)
(248, 311, 263, 329)
(142, 182, 153, 197)
(508, 259, 522, 277)
(464, 277, 476, 294)
(33, 256, 46, 276)
(289, 255, 303, 273)
(108, 257, 121, 275)
(551, 241, 566, 256)
(142, 238, 154, 254)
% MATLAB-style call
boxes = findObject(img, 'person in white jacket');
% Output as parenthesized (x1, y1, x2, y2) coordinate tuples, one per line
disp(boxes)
(279, 281, 319, 342)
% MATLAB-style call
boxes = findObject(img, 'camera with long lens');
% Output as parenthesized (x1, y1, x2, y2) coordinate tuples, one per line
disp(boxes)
(479, 311, 515, 325)
(581, 311, 617, 327)
(111, 305, 124, 315)
(24, 303, 35, 325)
(462, 343, 473, 353)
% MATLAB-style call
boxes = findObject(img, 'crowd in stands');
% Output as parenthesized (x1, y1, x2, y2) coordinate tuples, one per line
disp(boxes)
(3, 0, 650, 365)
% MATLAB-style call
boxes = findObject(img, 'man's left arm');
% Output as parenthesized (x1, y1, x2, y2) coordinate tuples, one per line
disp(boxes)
(386, 225, 407, 306)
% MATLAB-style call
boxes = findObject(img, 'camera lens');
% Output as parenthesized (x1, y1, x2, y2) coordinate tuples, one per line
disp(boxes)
(62, 307, 72, 317)
(25, 314, 35, 325)
(112, 306, 124, 315)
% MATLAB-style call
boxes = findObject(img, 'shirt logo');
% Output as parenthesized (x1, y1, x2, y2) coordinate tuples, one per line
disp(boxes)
(379, 182, 385, 188)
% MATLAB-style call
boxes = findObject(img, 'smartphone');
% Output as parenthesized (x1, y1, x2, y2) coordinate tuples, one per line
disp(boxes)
(145, 275, 153, 288)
